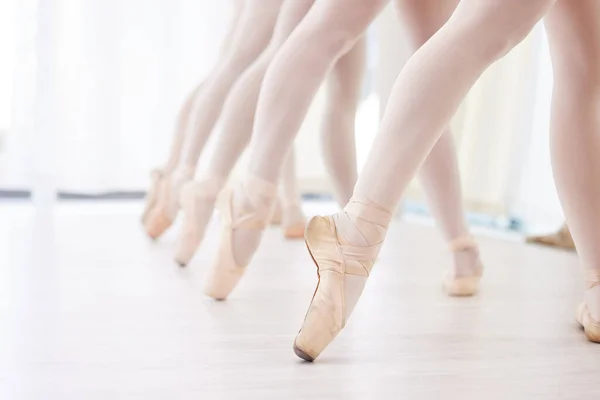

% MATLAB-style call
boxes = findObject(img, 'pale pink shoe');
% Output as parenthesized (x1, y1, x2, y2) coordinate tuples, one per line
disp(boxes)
(174, 178, 224, 266)
(269, 198, 283, 226)
(526, 224, 575, 251)
(576, 270, 600, 343)
(144, 167, 194, 240)
(293, 204, 388, 362)
(141, 169, 163, 224)
(443, 236, 483, 297)
(282, 203, 306, 240)
(203, 185, 273, 300)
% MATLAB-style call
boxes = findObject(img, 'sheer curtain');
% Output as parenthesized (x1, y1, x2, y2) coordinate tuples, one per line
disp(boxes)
(4, 0, 232, 193)
(3, 1, 562, 231)
(374, 4, 560, 231)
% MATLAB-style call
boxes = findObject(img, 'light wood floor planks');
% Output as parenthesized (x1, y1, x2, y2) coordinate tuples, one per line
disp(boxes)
(0, 202, 597, 400)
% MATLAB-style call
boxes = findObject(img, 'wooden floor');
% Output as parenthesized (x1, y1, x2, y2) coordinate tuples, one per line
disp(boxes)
(0, 202, 597, 399)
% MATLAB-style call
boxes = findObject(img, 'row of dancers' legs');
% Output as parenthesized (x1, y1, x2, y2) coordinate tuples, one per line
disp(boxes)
(143, 0, 286, 240)
(143, 0, 600, 361)
(176, 0, 318, 266)
(144, 0, 370, 266)
(200, 0, 600, 360)
(214, 0, 482, 303)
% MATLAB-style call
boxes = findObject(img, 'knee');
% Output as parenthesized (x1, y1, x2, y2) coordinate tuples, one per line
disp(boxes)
(548, 35, 600, 90)
(303, 14, 363, 62)
(217, 32, 273, 77)
(462, 5, 542, 62)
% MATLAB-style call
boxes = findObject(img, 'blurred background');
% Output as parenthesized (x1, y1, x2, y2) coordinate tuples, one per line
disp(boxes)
(0, 1, 564, 234)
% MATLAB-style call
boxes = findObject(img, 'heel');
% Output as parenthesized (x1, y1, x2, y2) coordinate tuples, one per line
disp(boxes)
(294, 213, 377, 361)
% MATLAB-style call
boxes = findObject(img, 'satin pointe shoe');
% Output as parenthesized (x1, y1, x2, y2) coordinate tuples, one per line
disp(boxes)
(203, 184, 274, 300)
(576, 270, 600, 343)
(282, 203, 306, 240)
(174, 178, 224, 267)
(293, 203, 388, 362)
(443, 236, 483, 297)
(269, 198, 283, 226)
(526, 224, 575, 251)
(144, 167, 194, 240)
(141, 169, 163, 224)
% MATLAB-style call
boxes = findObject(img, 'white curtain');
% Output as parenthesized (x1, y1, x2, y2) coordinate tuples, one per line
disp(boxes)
(4, 0, 232, 192)
(2, 1, 563, 231)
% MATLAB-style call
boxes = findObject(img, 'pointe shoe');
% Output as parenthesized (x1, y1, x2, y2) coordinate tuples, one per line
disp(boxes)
(141, 169, 163, 224)
(443, 236, 483, 297)
(526, 224, 575, 250)
(576, 270, 600, 343)
(282, 204, 306, 240)
(203, 185, 273, 300)
(294, 204, 387, 362)
(174, 178, 224, 267)
(269, 198, 283, 226)
(144, 167, 194, 240)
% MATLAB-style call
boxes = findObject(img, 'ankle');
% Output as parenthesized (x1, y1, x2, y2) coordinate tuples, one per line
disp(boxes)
(233, 176, 278, 222)
(194, 176, 227, 200)
(334, 198, 392, 248)
(281, 203, 305, 228)
(447, 236, 481, 278)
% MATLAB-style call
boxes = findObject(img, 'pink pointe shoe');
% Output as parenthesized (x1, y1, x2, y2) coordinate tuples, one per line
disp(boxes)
(174, 178, 224, 267)
(443, 236, 483, 297)
(293, 205, 387, 362)
(141, 169, 164, 224)
(282, 203, 306, 240)
(203, 185, 273, 300)
(269, 198, 283, 226)
(576, 270, 600, 343)
(144, 167, 193, 240)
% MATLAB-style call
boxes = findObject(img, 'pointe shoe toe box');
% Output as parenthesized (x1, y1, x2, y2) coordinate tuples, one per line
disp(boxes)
(203, 212, 247, 301)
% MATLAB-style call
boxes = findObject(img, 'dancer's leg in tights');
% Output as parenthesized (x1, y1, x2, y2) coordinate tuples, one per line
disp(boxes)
(544, 0, 600, 339)
(180, 0, 284, 169)
(277, 148, 306, 238)
(205, 0, 483, 300)
(144, 0, 283, 239)
(141, 1, 243, 224)
(173, 0, 315, 264)
(293, 0, 555, 360)
(396, 0, 481, 284)
(202, 0, 388, 300)
(164, 0, 245, 176)
(320, 35, 366, 205)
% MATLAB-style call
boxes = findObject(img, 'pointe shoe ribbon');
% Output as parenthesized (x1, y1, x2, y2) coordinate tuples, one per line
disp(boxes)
(204, 183, 274, 300)
(444, 235, 483, 297)
(294, 200, 390, 362)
